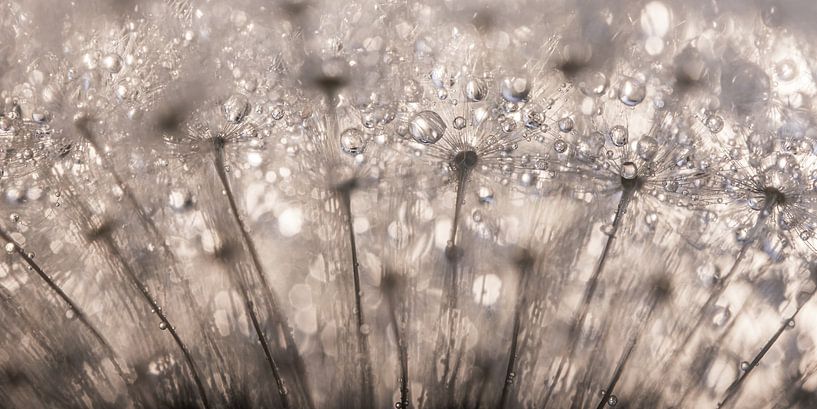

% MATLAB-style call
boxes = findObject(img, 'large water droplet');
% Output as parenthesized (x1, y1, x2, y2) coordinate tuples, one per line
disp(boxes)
(409, 111, 446, 144)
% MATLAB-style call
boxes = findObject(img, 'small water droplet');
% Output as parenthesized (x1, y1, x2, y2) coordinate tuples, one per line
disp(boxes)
(609, 125, 628, 146)
(453, 116, 466, 130)
(101, 53, 123, 73)
(558, 117, 574, 133)
(340, 128, 366, 155)
(554, 139, 568, 153)
(271, 106, 285, 120)
(706, 115, 724, 133)
(159, 322, 168, 330)
(621, 162, 638, 179)
(607, 395, 618, 406)
(618, 78, 646, 107)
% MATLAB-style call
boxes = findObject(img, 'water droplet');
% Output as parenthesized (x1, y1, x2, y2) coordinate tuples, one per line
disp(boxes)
(621, 162, 638, 179)
(761, 3, 784, 27)
(340, 128, 366, 155)
(706, 115, 724, 133)
(553, 139, 568, 153)
(500, 76, 531, 103)
(579, 71, 608, 96)
(453, 116, 466, 130)
(558, 117, 574, 133)
(740, 361, 750, 371)
(712, 305, 731, 326)
(159, 322, 168, 330)
(4, 243, 15, 254)
(776, 60, 798, 82)
(101, 53, 123, 73)
(637, 135, 658, 161)
(618, 78, 646, 107)
(607, 395, 618, 406)
(271, 106, 285, 120)
(223, 95, 250, 124)
(409, 111, 446, 144)
(477, 186, 494, 204)
(65, 308, 77, 320)
(735, 226, 750, 243)
(464, 78, 488, 102)
(609, 125, 628, 146)
(645, 212, 658, 226)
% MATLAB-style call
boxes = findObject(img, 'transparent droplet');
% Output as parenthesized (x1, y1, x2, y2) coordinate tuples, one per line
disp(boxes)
(101, 53, 123, 73)
(554, 139, 568, 153)
(706, 115, 724, 133)
(607, 395, 618, 406)
(558, 117, 574, 133)
(271, 106, 285, 120)
(637, 135, 658, 161)
(477, 186, 494, 204)
(340, 128, 366, 155)
(609, 125, 628, 146)
(453, 116, 466, 130)
(500, 76, 531, 103)
(464, 78, 488, 102)
(618, 78, 646, 107)
(776, 60, 798, 82)
(740, 361, 750, 371)
(579, 71, 608, 96)
(159, 322, 168, 330)
(65, 308, 77, 320)
(223, 95, 250, 124)
(621, 162, 638, 179)
(409, 111, 446, 144)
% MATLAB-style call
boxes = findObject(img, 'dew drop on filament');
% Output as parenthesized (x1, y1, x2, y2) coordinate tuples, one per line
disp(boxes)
(409, 111, 446, 144)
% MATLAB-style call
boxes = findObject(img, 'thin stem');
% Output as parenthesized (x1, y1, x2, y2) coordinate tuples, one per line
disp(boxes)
(718, 291, 814, 408)
(660, 197, 777, 376)
(595, 337, 637, 409)
(594, 295, 659, 409)
(440, 167, 471, 397)
(0, 226, 121, 368)
(499, 255, 533, 409)
(339, 189, 375, 409)
(541, 185, 635, 409)
(98, 234, 211, 409)
(212, 142, 312, 409)
(246, 298, 292, 409)
(386, 277, 410, 409)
